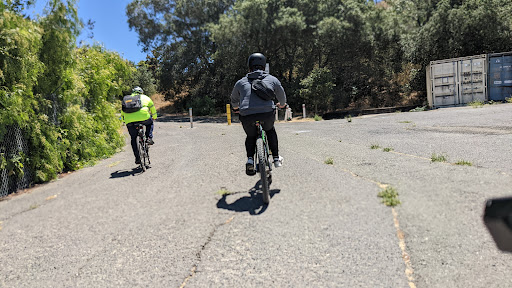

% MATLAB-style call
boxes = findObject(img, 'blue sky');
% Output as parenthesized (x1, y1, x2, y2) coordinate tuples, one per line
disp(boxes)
(31, 0, 147, 64)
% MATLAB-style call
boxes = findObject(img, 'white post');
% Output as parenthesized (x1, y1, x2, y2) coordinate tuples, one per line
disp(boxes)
(189, 108, 193, 128)
(286, 106, 292, 121)
(302, 104, 306, 118)
(275, 108, 279, 121)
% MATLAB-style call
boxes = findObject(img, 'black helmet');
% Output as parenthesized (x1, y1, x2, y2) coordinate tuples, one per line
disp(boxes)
(247, 53, 266, 70)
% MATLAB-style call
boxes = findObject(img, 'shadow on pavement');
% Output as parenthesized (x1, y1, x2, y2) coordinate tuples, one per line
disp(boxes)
(216, 180, 280, 215)
(110, 167, 144, 178)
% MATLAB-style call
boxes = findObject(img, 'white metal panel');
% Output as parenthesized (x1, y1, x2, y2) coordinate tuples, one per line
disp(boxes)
(428, 54, 488, 107)
(459, 57, 486, 104)
(429, 60, 459, 107)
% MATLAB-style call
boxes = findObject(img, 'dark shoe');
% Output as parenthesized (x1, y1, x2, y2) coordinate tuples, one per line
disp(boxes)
(246, 157, 256, 176)
(135, 158, 141, 164)
(147, 138, 154, 145)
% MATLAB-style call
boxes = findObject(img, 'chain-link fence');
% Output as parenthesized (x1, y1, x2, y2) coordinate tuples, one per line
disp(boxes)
(0, 125, 34, 197)
(0, 92, 63, 197)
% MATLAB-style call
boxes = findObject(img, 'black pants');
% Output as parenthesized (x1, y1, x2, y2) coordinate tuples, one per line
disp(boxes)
(127, 118, 154, 160)
(240, 111, 279, 158)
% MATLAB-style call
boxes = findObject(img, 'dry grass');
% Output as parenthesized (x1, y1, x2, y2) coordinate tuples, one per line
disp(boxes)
(152, 93, 175, 115)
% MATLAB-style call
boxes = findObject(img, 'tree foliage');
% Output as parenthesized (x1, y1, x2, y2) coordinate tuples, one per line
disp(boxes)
(1, 1, 133, 183)
(127, 0, 512, 114)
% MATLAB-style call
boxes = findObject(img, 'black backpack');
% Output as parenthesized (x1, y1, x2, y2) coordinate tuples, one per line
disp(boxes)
(122, 95, 142, 113)
(251, 75, 276, 101)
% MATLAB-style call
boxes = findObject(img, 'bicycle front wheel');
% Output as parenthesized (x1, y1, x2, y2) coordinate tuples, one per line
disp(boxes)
(257, 138, 270, 204)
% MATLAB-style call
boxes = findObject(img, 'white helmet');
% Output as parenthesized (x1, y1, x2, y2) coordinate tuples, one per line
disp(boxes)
(132, 86, 144, 94)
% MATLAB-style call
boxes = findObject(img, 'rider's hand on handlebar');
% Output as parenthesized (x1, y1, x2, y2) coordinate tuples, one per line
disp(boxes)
(277, 103, 287, 109)
(232, 107, 240, 114)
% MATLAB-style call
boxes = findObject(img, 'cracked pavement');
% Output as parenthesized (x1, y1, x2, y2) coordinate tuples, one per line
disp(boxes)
(2, 104, 512, 287)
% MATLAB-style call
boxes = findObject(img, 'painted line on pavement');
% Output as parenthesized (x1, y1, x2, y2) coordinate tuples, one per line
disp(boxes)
(290, 148, 417, 287)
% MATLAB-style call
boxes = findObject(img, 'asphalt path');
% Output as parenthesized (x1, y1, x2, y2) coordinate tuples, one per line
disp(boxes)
(1, 104, 512, 287)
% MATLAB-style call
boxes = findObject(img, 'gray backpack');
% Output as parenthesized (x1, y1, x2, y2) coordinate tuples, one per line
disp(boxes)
(122, 95, 142, 113)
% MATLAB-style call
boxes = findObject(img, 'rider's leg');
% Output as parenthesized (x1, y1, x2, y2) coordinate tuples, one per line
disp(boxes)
(143, 118, 154, 145)
(261, 112, 283, 167)
(240, 115, 258, 175)
(261, 112, 278, 156)
(127, 124, 140, 163)
(241, 115, 258, 158)
(265, 127, 279, 156)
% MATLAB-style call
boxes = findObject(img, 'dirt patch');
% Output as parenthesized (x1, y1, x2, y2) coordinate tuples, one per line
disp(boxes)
(152, 93, 175, 115)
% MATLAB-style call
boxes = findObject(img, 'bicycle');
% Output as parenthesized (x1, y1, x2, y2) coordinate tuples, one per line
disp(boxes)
(254, 121, 272, 204)
(135, 124, 150, 172)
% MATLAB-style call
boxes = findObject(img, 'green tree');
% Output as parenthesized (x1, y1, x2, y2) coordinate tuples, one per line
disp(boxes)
(300, 67, 335, 114)
(132, 61, 157, 96)
(1, 1, 134, 184)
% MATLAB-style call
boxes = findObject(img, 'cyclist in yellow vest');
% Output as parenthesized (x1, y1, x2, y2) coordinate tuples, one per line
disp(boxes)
(121, 87, 157, 164)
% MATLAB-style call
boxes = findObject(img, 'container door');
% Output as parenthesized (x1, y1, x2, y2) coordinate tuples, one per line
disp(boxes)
(430, 61, 459, 107)
(459, 57, 486, 104)
(489, 55, 512, 101)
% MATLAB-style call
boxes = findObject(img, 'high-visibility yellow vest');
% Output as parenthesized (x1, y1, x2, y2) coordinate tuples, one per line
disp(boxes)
(121, 94, 157, 124)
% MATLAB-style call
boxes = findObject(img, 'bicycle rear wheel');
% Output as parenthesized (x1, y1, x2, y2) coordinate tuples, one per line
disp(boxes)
(137, 138, 146, 172)
(257, 138, 270, 204)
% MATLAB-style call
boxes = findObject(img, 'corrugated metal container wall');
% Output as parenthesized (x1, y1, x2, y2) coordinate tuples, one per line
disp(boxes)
(489, 52, 512, 101)
(427, 55, 488, 108)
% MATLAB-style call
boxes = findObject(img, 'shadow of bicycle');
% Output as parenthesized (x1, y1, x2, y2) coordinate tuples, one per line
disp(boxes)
(109, 167, 145, 178)
(216, 180, 280, 215)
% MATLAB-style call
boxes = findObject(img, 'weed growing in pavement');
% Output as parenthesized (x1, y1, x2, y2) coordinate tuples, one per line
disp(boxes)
(383, 147, 394, 152)
(324, 157, 334, 165)
(398, 121, 412, 123)
(346, 115, 352, 122)
(468, 100, 484, 108)
(371, 144, 380, 149)
(29, 204, 39, 210)
(455, 160, 473, 166)
(217, 187, 232, 195)
(314, 115, 323, 121)
(431, 153, 447, 162)
(506, 97, 512, 103)
(378, 186, 401, 207)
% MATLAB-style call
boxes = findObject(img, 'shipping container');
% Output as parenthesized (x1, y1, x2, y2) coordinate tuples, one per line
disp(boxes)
(427, 55, 488, 108)
(488, 52, 512, 101)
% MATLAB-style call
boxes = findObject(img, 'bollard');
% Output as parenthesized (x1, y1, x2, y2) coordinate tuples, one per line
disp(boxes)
(189, 108, 193, 128)
(275, 108, 279, 121)
(302, 104, 306, 118)
(285, 106, 292, 121)
(226, 104, 231, 125)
